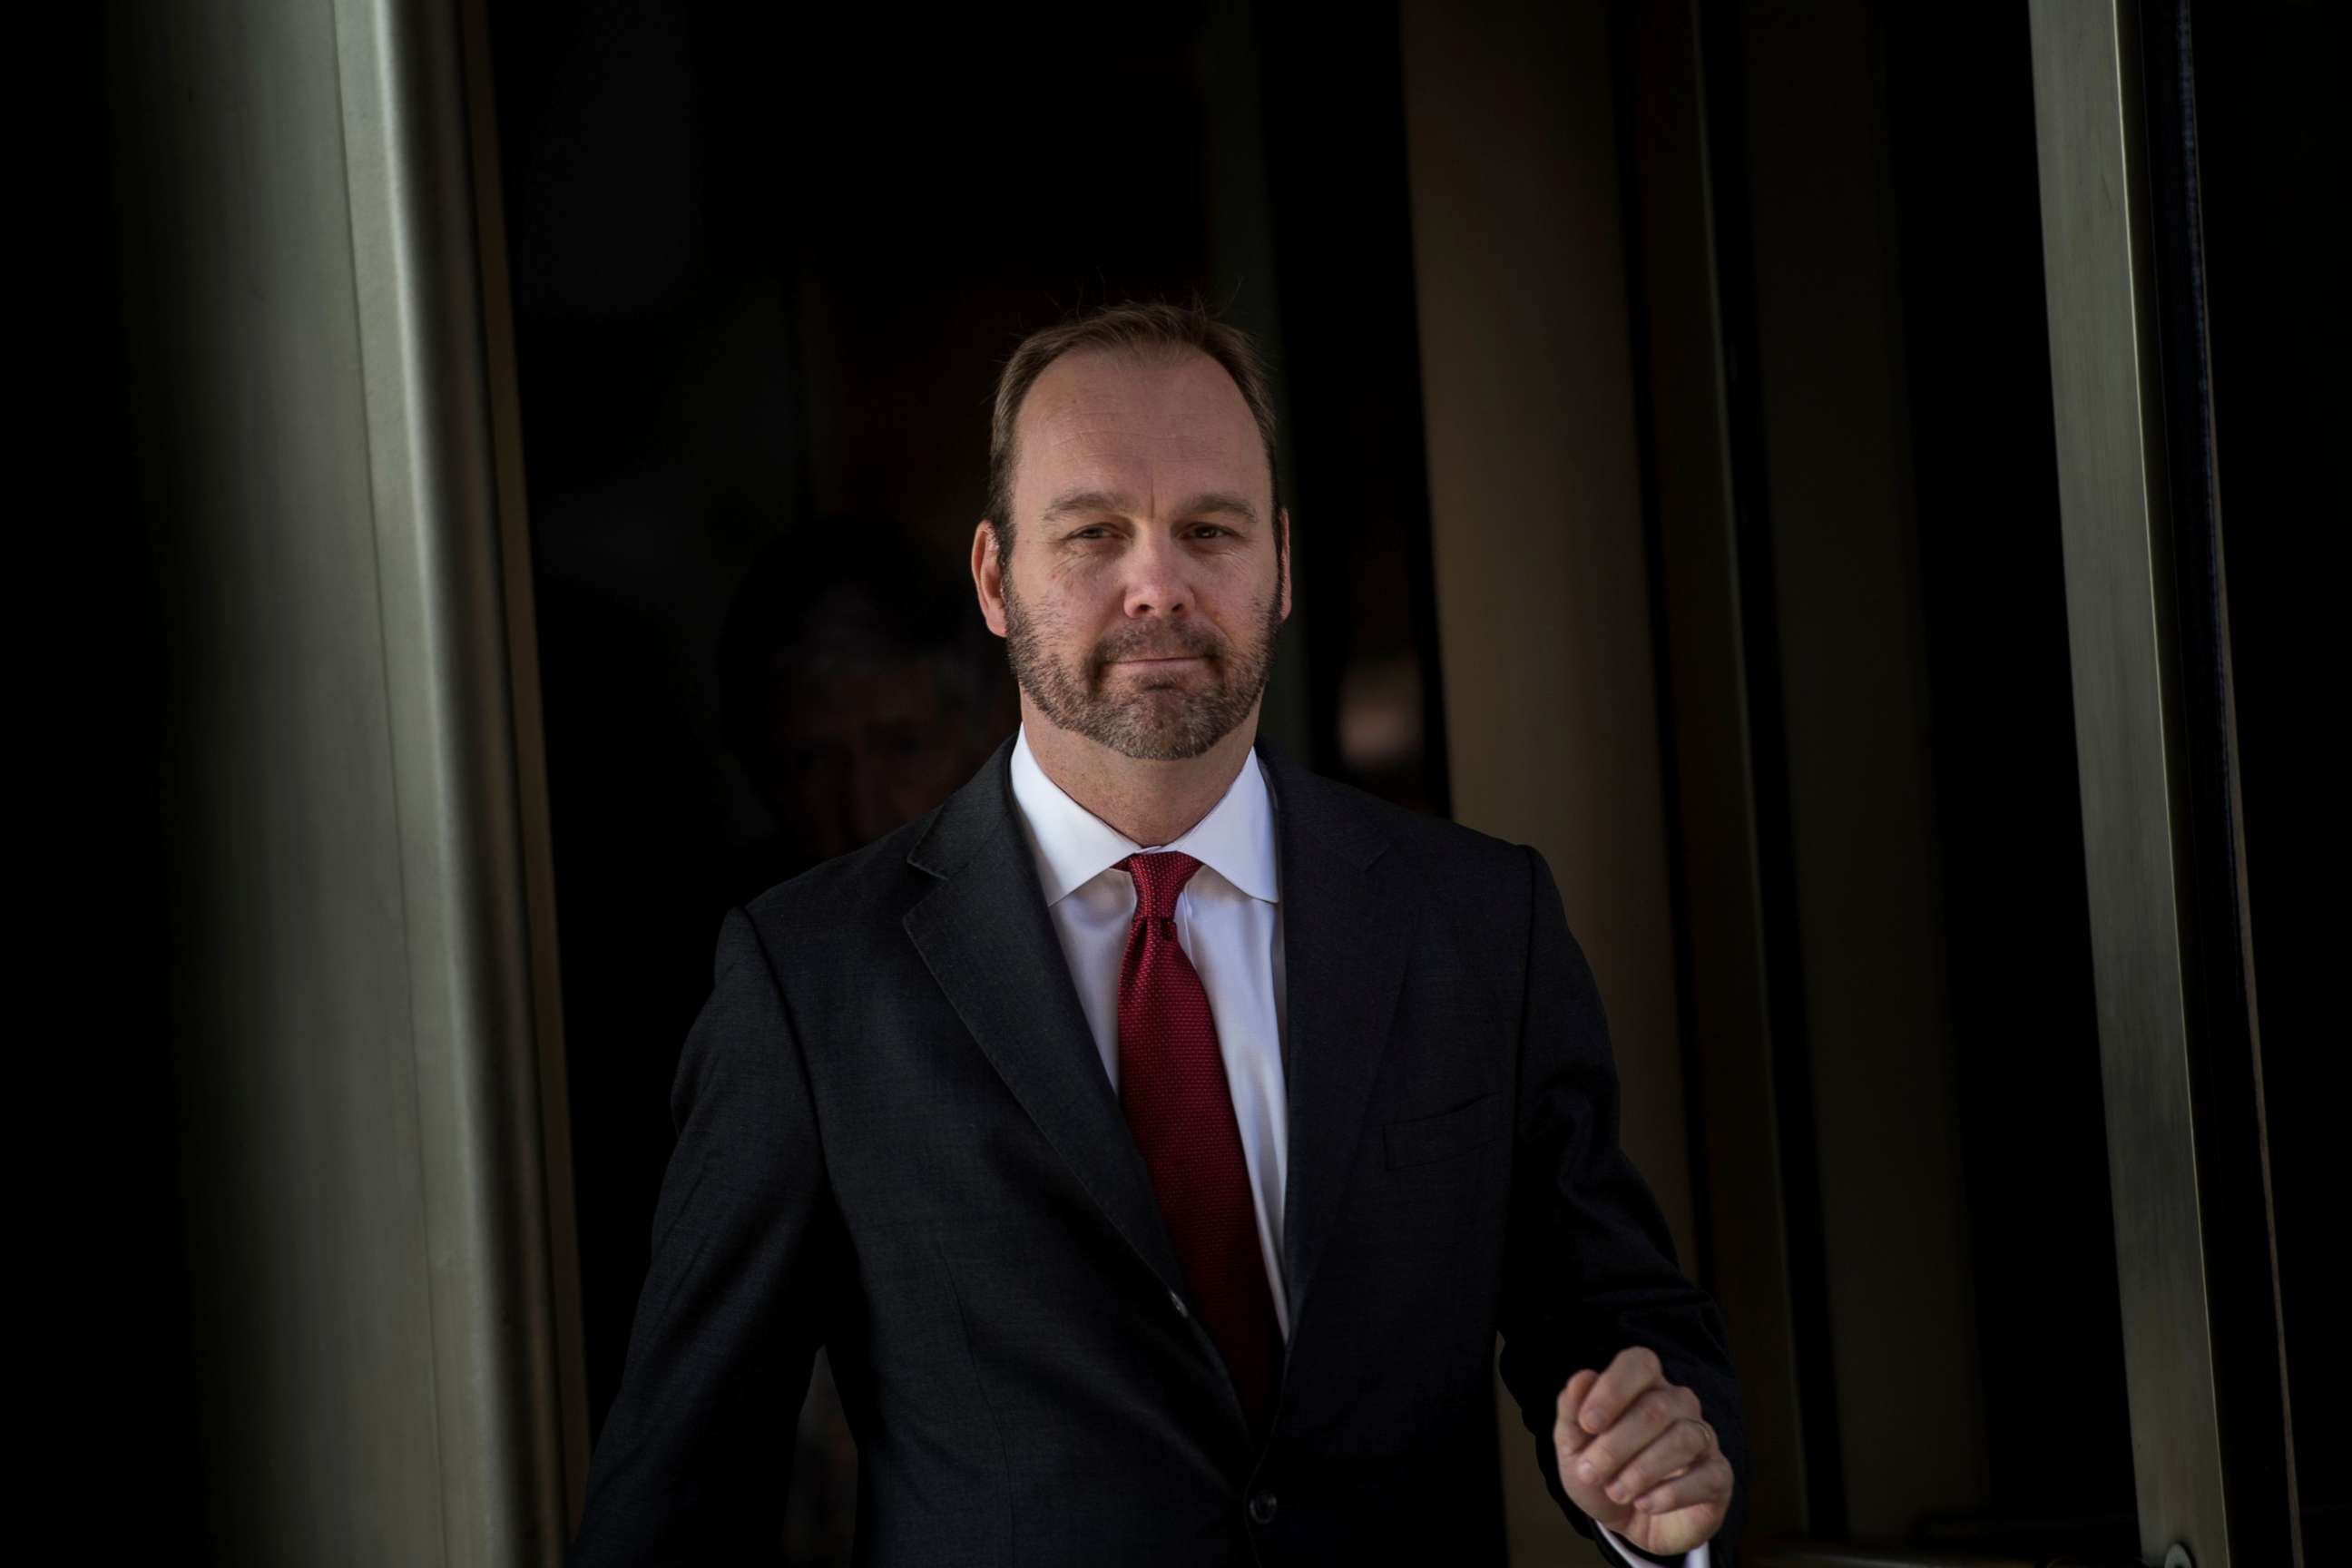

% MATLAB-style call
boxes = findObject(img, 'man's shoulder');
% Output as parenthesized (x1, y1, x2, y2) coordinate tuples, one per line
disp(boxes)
(1265, 749, 1533, 889)
(736, 808, 942, 946)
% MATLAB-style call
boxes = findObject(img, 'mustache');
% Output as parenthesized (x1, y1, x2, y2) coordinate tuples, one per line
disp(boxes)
(1097, 628, 1223, 663)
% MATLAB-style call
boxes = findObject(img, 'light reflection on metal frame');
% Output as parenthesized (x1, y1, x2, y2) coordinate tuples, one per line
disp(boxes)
(2024, 1, 2227, 1563)
(334, 0, 576, 1553)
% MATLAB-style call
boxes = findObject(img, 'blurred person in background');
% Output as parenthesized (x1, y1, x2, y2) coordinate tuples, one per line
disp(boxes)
(719, 517, 1014, 903)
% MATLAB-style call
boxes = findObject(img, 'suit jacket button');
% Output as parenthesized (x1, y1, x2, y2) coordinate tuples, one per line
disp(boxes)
(1247, 1490, 1278, 1525)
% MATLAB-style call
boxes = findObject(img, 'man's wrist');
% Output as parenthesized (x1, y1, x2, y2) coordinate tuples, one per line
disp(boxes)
(1593, 1516, 1687, 1566)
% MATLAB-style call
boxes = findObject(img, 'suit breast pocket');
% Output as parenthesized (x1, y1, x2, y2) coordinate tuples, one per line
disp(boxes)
(1383, 1089, 1509, 1170)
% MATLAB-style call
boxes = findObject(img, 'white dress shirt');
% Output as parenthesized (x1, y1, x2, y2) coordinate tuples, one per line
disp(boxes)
(1005, 723, 1706, 1568)
(1009, 721, 1294, 1338)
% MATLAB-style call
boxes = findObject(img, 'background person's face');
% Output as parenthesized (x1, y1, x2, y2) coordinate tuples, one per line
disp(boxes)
(990, 348, 1290, 761)
(756, 655, 984, 860)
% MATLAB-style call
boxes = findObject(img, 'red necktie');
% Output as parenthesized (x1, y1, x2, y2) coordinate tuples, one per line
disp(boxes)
(1115, 851, 1282, 1435)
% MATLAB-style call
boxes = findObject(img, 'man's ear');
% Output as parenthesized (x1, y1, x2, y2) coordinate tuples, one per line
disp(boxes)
(1277, 507, 1293, 621)
(972, 520, 1009, 638)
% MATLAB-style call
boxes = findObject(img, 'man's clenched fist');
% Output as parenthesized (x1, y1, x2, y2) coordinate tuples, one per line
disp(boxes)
(1553, 1346, 1733, 1558)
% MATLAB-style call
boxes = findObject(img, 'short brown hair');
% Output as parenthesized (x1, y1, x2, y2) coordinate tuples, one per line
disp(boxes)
(985, 300, 1283, 555)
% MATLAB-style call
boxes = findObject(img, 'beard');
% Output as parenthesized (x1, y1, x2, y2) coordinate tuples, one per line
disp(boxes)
(1002, 564, 1284, 761)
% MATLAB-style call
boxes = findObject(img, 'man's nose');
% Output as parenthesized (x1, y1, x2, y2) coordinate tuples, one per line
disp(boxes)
(1122, 531, 1193, 618)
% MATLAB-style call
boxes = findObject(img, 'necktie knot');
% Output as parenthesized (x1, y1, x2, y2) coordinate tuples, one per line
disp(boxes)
(1122, 850, 1203, 923)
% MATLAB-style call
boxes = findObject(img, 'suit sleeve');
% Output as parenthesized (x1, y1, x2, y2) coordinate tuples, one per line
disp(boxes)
(570, 906, 845, 1565)
(1494, 846, 1750, 1567)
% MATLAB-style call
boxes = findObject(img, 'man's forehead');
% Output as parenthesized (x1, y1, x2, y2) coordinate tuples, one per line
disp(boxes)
(1014, 349, 1266, 494)
(1029, 412, 1237, 465)
(1023, 349, 1250, 436)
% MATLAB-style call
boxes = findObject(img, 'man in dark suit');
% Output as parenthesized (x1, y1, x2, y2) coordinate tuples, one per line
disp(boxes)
(570, 302, 1747, 1565)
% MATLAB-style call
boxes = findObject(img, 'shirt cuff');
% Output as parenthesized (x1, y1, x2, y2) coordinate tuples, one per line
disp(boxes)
(1593, 1516, 1710, 1568)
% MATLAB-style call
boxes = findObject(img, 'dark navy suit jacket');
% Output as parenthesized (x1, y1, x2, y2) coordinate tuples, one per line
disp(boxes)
(571, 732, 1748, 1565)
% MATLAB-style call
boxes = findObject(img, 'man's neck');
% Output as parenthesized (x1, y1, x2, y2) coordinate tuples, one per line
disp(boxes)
(1021, 701, 1259, 848)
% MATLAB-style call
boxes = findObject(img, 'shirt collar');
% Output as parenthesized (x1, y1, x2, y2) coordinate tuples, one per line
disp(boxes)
(1009, 720, 1279, 907)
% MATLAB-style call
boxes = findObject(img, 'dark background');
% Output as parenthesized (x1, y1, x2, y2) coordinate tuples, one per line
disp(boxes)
(485, 0, 2339, 1560)
(45, 0, 2337, 1560)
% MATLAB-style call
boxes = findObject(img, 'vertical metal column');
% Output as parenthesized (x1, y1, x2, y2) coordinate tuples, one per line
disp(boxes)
(332, 0, 580, 1557)
(2025, 3, 2234, 1562)
(104, 0, 580, 1558)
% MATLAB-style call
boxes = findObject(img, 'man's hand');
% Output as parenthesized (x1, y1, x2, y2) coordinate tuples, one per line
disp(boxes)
(1553, 1347, 1733, 1558)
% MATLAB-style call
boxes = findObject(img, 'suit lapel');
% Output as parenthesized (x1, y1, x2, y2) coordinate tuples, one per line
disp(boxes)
(1256, 740, 1420, 1343)
(903, 733, 1424, 1393)
(901, 737, 1189, 1303)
